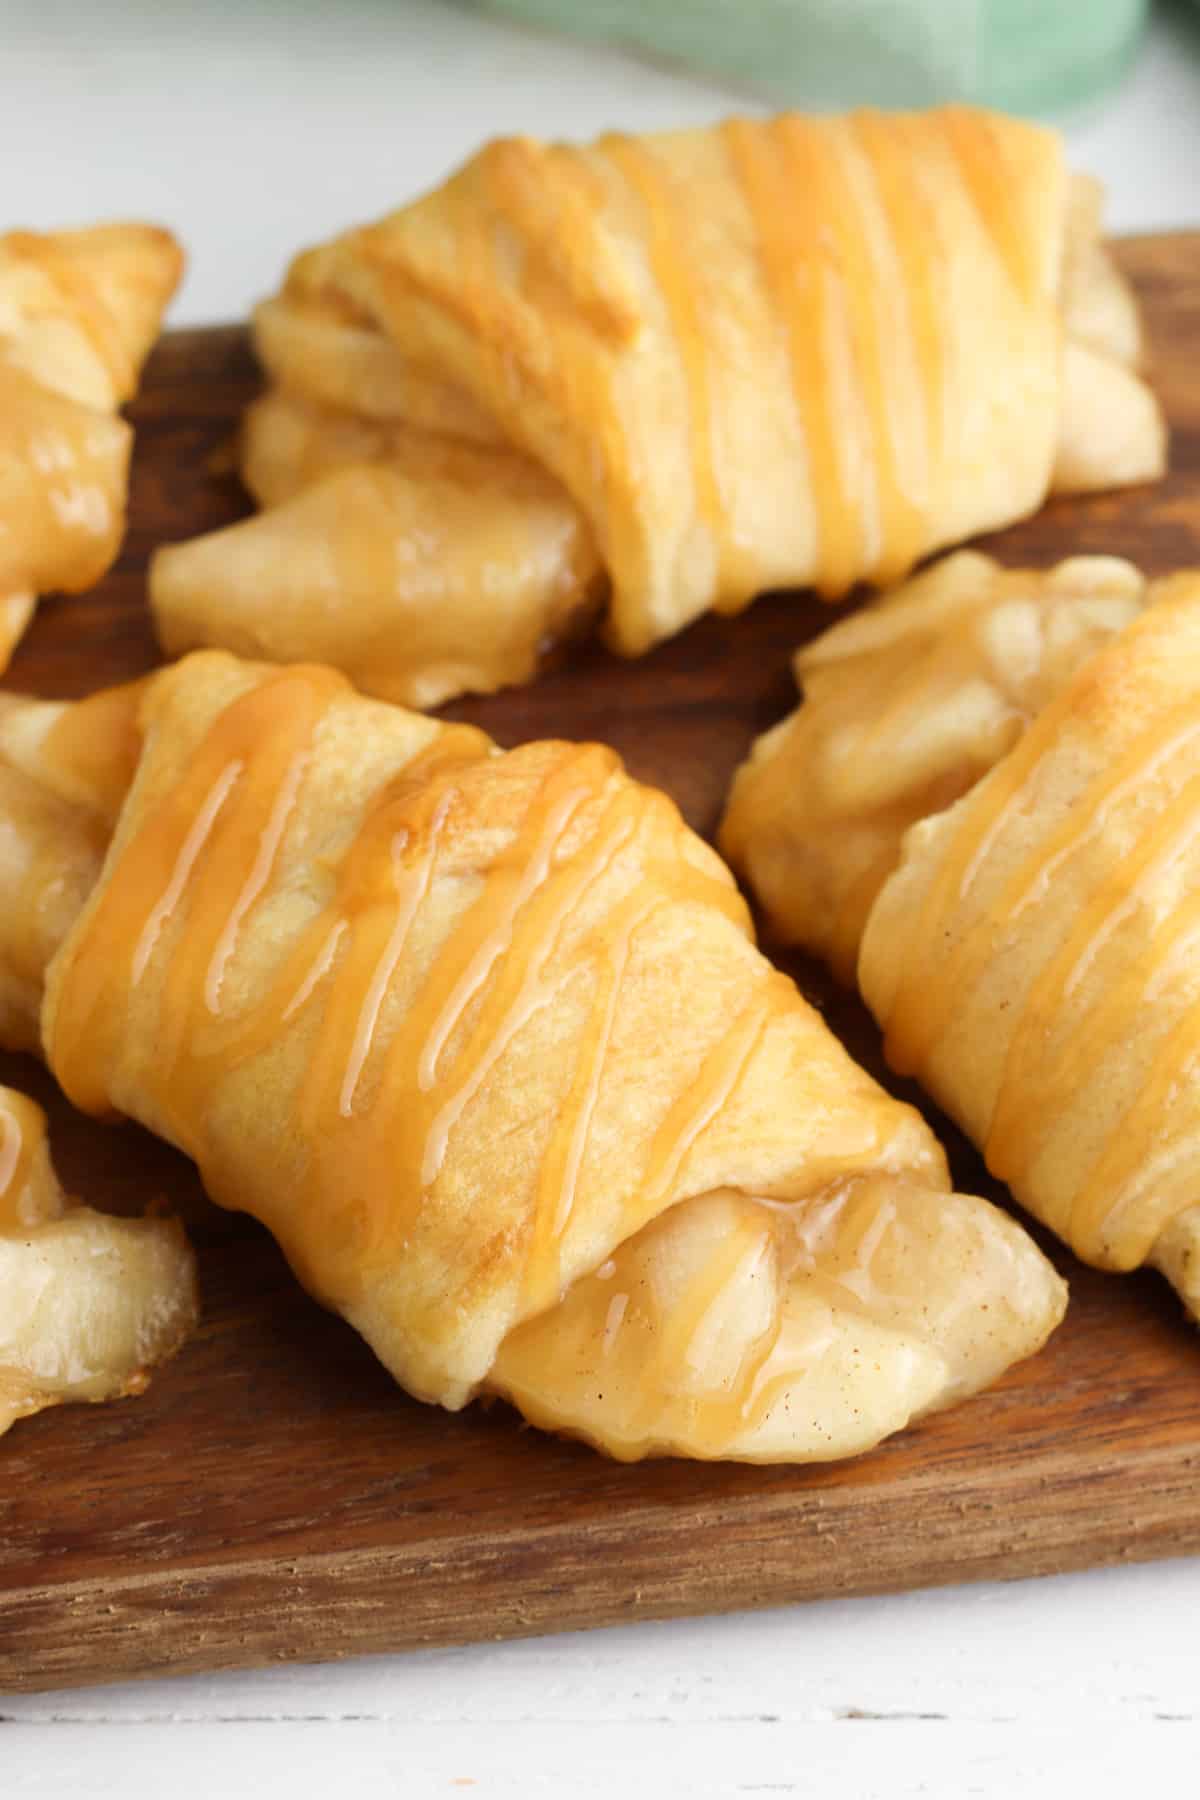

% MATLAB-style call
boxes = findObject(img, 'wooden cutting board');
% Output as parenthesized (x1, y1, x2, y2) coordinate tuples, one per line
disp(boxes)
(4, 234, 1200, 1695)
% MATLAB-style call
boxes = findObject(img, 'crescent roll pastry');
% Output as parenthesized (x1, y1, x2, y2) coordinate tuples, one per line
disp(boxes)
(14, 653, 1063, 1462)
(0, 222, 184, 672)
(0, 681, 143, 1052)
(720, 550, 1150, 981)
(154, 389, 603, 711)
(0, 1084, 197, 1438)
(250, 289, 504, 447)
(150, 108, 1162, 708)
(239, 388, 512, 510)
(860, 585, 1200, 1322)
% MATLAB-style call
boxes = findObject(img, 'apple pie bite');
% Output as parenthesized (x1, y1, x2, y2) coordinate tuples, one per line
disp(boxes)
(720, 550, 1150, 980)
(0, 1083, 196, 1438)
(0, 222, 183, 671)
(152, 108, 1162, 706)
(723, 551, 1200, 1325)
(0, 652, 1065, 1462)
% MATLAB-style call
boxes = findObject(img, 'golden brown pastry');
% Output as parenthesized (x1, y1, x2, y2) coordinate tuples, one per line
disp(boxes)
(720, 551, 1149, 981)
(0, 222, 183, 671)
(155, 389, 603, 711)
(0, 681, 143, 1053)
(9, 652, 1063, 1462)
(860, 585, 1200, 1322)
(238, 387, 509, 509)
(251, 291, 503, 446)
(151, 108, 1162, 707)
(0, 1083, 196, 1438)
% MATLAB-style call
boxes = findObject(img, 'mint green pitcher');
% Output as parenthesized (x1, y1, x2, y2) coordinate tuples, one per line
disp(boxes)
(472, 0, 1148, 114)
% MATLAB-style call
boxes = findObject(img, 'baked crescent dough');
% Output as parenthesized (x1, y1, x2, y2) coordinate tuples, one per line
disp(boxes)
(150, 108, 1163, 706)
(156, 389, 603, 711)
(720, 550, 1149, 981)
(0, 681, 143, 1053)
(860, 585, 1200, 1321)
(14, 652, 1063, 1462)
(0, 223, 183, 672)
(0, 1083, 196, 1437)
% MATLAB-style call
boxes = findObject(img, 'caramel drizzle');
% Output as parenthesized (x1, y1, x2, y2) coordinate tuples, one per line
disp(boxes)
(282, 919, 347, 1024)
(601, 133, 735, 592)
(0, 362, 126, 595)
(0, 1089, 45, 1231)
(938, 107, 1038, 303)
(476, 141, 640, 613)
(984, 761, 1200, 1211)
(587, 1176, 958, 1453)
(49, 667, 771, 1331)
(340, 807, 451, 1118)
(478, 138, 638, 344)
(781, 113, 927, 586)
(3, 229, 133, 399)
(49, 666, 349, 1118)
(206, 751, 310, 1015)
(279, 758, 479, 1217)
(412, 788, 641, 1190)
(50, 678, 492, 1282)
(720, 1177, 981, 1437)
(724, 116, 858, 597)
(981, 757, 1200, 1262)
(466, 869, 648, 1301)
(338, 747, 748, 1300)
(877, 648, 1200, 1265)
(880, 691, 1200, 1079)
(558, 1199, 788, 1454)
(852, 110, 945, 546)
(724, 115, 929, 594)
(553, 1027, 931, 1457)
(416, 778, 596, 1094)
(624, 1217, 776, 1441)
(641, 995, 776, 1209)
(439, 795, 645, 1241)
(133, 758, 244, 986)
(755, 1178, 926, 1328)
(523, 967, 777, 1319)
(545, 926, 629, 1243)
(153, 684, 349, 1094)
(356, 144, 621, 488)
(500, 1135, 1039, 1455)
(1078, 1019, 1200, 1259)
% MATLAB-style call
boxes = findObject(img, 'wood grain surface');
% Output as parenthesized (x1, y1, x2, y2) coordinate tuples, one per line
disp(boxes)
(3, 235, 1200, 1695)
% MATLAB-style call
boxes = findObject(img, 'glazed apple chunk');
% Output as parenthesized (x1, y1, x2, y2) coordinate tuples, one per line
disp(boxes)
(0, 1084, 197, 1438)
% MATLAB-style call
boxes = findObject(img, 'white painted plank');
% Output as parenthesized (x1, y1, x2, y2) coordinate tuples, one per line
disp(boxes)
(6, 1718, 1200, 1800)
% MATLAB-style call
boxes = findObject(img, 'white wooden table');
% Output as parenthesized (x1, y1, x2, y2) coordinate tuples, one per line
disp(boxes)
(5, 4, 1200, 1793)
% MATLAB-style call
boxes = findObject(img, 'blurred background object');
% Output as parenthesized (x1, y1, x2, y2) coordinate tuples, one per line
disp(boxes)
(8, 0, 1197, 327)
(470, 0, 1149, 114)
